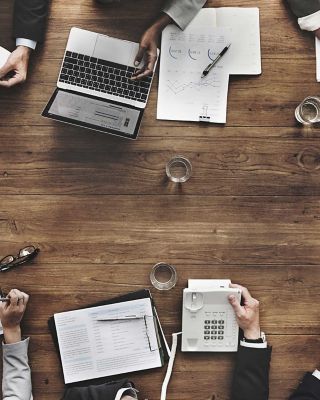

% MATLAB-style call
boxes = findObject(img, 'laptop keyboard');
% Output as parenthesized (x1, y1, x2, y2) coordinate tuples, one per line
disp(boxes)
(58, 51, 152, 103)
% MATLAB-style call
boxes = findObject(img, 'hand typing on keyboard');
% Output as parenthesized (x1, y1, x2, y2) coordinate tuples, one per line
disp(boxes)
(60, 52, 152, 103)
(132, 13, 173, 80)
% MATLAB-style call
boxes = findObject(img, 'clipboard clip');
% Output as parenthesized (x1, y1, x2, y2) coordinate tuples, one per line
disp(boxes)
(199, 115, 211, 122)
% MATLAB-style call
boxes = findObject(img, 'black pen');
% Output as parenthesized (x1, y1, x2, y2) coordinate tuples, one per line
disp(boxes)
(0, 298, 10, 302)
(201, 43, 231, 78)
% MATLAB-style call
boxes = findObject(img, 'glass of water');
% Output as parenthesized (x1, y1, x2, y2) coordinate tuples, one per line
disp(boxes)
(166, 155, 192, 183)
(150, 263, 177, 290)
(295, 96, 320, 125)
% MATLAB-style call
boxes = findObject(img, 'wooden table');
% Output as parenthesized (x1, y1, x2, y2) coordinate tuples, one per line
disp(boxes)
(0, 1, 320, 399)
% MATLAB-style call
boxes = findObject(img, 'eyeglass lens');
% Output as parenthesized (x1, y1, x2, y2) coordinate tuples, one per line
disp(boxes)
(0, 255, 14, 266)
(19, 246, 36, 257)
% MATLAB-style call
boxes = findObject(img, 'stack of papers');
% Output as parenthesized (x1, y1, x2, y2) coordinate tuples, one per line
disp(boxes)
(157, 8, 261, 124)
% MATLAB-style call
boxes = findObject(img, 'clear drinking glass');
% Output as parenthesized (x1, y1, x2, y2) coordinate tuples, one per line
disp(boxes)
(295, 96, 320, 125)
(150, 263, 177, 290)
(166, 156, 192, 183)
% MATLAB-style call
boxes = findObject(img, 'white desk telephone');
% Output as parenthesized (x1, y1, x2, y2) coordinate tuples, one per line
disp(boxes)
(181, 279, 241, 352)
(161, 279, 242, 400)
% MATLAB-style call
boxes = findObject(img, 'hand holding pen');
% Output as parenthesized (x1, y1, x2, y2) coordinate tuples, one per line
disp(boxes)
(201, 43, 231, 78)
(0, 289, 29, 344)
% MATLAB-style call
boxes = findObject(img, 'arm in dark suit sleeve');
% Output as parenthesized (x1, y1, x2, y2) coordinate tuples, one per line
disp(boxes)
(13, 0, 49, 42)
(289, 372, 320, 400)
(231, 346, 272, 400)
(286, 0, 320, 18)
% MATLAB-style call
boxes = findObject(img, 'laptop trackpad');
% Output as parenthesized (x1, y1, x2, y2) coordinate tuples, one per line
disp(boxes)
(93, 35, 140, 67)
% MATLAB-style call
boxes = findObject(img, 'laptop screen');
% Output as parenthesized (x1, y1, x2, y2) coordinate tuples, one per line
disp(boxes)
(42, 89, 143, 139)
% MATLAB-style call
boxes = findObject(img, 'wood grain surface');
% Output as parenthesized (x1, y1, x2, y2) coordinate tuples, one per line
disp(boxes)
(0, 0, 319, 399)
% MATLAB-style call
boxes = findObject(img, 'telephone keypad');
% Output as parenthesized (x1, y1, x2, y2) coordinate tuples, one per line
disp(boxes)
(204, 317, 225, 342)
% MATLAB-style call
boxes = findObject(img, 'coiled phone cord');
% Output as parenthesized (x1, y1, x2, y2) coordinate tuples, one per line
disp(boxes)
(160, 332, 182, 400)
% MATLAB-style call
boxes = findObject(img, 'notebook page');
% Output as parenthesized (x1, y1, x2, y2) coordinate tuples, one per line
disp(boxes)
(54, 298, 162, 384)
(216, 8, 261, 75)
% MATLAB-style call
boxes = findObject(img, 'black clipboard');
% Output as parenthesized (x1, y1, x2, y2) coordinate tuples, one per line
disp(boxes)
(48, 289, 169, 386)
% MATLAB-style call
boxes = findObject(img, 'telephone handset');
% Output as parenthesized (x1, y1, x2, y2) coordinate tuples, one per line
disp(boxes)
(181, 279, 241, 352)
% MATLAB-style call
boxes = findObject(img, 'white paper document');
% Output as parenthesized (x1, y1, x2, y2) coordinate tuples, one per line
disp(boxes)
(0, 46, 10, 69)
(214, 8, 261, 75)
(54, 298, 162, 384)
(316, 38, 320, 82)
(157, 26, 230, 123)
(157, 8, 261, 123)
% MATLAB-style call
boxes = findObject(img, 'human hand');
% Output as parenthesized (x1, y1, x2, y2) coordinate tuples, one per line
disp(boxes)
(228, 284, 261, 340)
(0, 46, 32, 88)
(0, 289, 29, 343)
(132, 26, 160, 80)
(315, 28, 320, 40)
(132, 13, 172, 80)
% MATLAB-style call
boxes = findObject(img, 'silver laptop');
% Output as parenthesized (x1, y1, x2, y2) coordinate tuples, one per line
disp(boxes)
(42, 27, 157, 139)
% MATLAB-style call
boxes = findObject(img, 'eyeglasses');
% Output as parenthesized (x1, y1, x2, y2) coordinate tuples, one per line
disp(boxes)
(0, 246, 40, 272)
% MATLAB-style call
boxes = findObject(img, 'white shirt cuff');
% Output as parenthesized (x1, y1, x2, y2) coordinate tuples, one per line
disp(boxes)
(298, 10, 320, 32)
(16, 38, 37, 50)
(313, 369, 320, 380)
(115, 387, 138, 400)
(240, 340, 267, 349)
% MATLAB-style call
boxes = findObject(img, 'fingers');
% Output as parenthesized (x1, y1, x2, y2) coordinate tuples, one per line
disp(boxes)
(0, 47, 29, 88)
(228, 294, 244, 317)
(0, 60, 14, 80)
(132, 47, 157, 80)
(21, 292, 29, 305)
(132, 68, 153, 80)
(7, 289, 29, 307)
(8, 289, 19, 306)
(230, 283, 254, 303)
(134, 45, 146, 67)
(131, 57, 156, 80)
(0, 75, 25, 88)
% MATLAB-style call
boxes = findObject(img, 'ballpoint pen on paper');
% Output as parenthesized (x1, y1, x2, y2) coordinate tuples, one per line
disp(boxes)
(201, 43, 231, 78)
(96, 314, 148, 321)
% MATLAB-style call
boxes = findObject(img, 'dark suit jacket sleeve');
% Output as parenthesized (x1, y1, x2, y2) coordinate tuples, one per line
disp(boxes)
(13, 0, 49, 42)
(289, 372, 320, 400)
(286, 0, 320, 18)
(231, 345, 272, 400)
